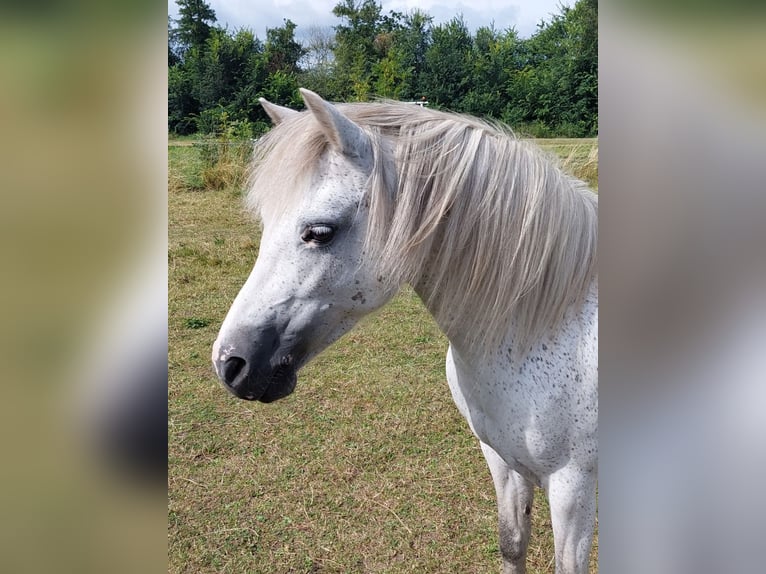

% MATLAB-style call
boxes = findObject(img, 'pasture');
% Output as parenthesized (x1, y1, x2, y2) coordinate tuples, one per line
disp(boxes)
(169, 137, 598, 573)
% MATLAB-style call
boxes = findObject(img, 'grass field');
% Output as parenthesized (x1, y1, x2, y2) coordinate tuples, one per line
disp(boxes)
(169, 138, 598, 573)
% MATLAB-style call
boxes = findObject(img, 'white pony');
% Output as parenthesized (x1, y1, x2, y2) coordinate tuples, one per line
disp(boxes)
(213, 89, 598, 574)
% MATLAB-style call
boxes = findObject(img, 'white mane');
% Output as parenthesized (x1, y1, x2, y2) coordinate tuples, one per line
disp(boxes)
(247, 102, 598, 357)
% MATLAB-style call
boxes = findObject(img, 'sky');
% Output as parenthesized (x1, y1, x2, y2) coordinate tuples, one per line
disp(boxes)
(168, 0, 574, 41)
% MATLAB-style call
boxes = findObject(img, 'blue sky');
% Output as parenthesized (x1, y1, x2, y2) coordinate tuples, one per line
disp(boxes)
(168, 0, 574, 40)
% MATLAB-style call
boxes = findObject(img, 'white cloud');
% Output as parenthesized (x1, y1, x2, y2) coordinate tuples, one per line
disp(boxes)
(169, 0, 573, 39)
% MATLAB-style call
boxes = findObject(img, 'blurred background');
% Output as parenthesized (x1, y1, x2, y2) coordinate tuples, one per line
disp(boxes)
(0, 0, 764, 572)
(599, 2, 766, 573)
(0, 1, 167, 572)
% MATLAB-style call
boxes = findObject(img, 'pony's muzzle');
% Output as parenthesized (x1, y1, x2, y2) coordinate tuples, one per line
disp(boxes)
(212, 327, 298, 402)
(220, 356, 249, 393)
(213, 351, 255, 399)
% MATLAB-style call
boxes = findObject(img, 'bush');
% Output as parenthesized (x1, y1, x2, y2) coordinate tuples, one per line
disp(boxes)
(513, 121, 556, 139)
(194, 106, 255, 138)
(193, 110, 254, 191)
(554, 121, 589, 138)
(197, 140, 253, 191)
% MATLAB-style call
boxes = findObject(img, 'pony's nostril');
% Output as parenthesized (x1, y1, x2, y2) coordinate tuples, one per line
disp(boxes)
(222, 356, 247, 385)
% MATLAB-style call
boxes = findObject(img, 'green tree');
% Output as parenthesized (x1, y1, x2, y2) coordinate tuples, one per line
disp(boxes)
(168, 0, 219, 134)
(173, 0, 217, 54)
(168, 15, 181, 66)
(168, 0, 597, 137)
(332, 0, 395, 100)
(508, 0, 597, 136)
(461, 25, 519, 118)
(261, 70, 301, 109)
(388, 10, 432, 101)
(168, 64, 197, 134)
(421, 16, 473, 109)
(264, 19, 306, 75)
(564, 0, 598, 135)
(169, 25, 267, 135)
(298, 25, 338, 100)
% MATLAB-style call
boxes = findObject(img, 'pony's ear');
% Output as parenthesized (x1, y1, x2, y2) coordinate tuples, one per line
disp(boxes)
(258, 98, 299, 125)
(299, 88, 371, 160)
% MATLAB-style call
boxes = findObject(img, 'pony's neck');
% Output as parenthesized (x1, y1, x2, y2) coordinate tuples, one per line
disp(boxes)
(369, 113, 597, 362)
(411, 266, 481, 358)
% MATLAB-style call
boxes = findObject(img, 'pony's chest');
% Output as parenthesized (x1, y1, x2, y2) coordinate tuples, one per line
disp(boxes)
(445, 342, 597, 476)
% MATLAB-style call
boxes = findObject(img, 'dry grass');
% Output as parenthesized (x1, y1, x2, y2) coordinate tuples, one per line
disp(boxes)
(169, 139, 253, 193)
(535, 138, 599, 191)
(564, 142, 599, 190)
(168, 138, 598, 573)
(199, 141, 252, 191)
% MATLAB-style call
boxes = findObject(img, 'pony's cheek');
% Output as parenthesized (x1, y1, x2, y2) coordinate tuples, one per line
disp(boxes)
(284, 309, 358, 363)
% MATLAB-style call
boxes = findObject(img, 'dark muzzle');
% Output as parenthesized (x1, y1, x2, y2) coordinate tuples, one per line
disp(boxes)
(213, 325, 299, 402)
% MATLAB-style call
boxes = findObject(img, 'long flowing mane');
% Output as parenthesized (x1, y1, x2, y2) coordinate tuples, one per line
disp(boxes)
(247, 102, 597, 357)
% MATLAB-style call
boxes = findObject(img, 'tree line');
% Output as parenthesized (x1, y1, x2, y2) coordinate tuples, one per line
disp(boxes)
(168, 0, 597, 138)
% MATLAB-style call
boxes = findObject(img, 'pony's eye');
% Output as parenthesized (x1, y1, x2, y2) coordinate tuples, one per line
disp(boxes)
(301, 225, 336, 245)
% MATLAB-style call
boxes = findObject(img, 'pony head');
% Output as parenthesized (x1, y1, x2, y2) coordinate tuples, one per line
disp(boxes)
(212, 89, 395, 402)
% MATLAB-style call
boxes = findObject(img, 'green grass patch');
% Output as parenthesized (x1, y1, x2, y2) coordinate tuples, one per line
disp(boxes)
(169, 141, 598, 573)
(169, 144, 206, 192)
(184, 317, 211, 330)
